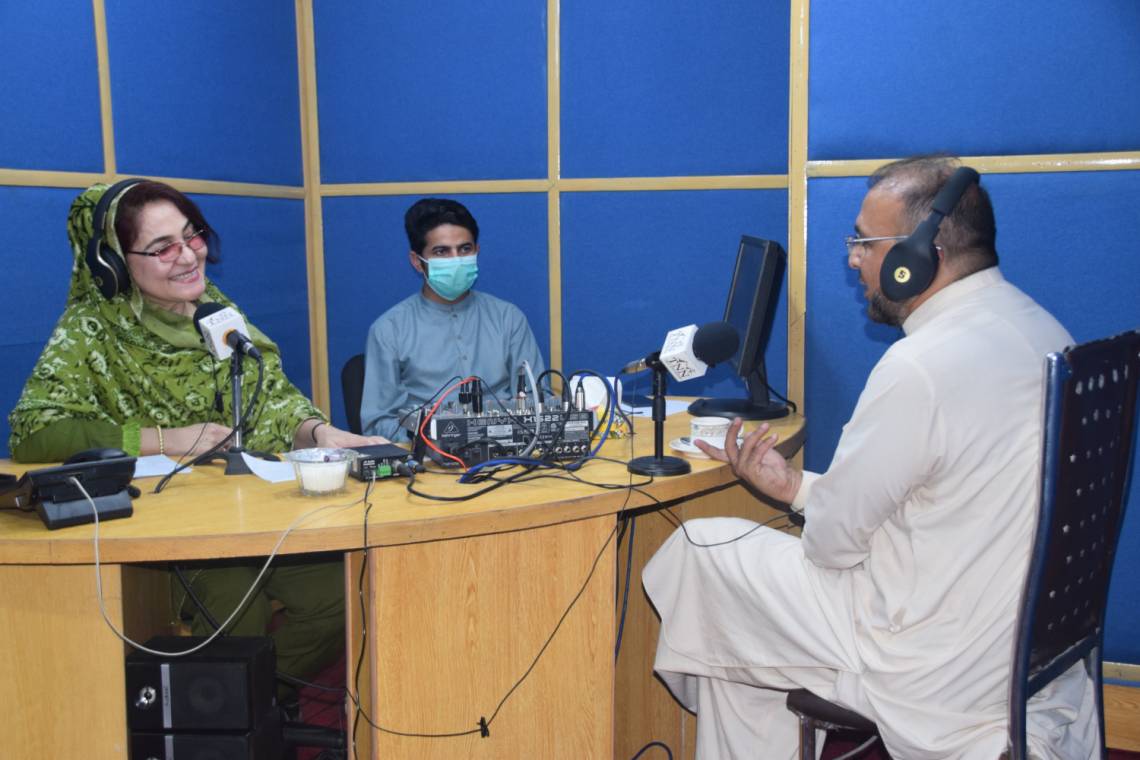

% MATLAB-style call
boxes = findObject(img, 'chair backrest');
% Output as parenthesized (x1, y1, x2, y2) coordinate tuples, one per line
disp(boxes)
(341, 353, 366, 435)
(1010, 330, 1140, 758)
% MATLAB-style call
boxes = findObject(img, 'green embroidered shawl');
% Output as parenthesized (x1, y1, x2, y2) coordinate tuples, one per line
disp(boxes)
(7, 183, 323, 461)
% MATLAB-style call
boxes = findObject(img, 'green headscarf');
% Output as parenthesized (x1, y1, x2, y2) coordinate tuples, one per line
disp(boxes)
(8, 183, 323, 460)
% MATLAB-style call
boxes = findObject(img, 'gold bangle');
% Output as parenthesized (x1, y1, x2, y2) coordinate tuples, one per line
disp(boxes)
(157, 425, 165, 456)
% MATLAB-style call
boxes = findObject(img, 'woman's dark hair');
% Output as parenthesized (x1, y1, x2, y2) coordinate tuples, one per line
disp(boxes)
(113, 180, 220, 263)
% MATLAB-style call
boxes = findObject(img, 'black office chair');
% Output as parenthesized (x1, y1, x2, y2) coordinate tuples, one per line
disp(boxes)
(341, 353, 366, 435)
(785, 689, 879, 758)
(785, 330, 1140, 760)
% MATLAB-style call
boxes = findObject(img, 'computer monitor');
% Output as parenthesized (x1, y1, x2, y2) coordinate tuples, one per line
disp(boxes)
(688, 235, 789, 420)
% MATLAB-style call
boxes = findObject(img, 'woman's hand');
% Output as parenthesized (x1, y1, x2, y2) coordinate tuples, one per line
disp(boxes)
(315, 424, 389, 449)
(150, 423, 233, 457)
(294, 418, 389, 450)
(694, 418, 802, 504)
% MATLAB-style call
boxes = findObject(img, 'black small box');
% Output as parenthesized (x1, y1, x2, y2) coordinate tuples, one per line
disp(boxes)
(348, 442, 413, 481)
(125, 636, 276, 732)
(129, 707, 282, 760)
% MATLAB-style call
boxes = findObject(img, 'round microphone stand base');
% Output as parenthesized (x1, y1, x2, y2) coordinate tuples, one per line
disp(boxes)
(197, 448, 280, 476)
(628, 454, 691, 477)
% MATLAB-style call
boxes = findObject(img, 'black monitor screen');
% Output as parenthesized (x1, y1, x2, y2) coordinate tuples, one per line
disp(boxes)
(689, 235, 789, 420)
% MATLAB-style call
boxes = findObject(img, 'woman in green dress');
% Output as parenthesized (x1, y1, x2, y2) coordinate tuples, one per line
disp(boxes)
(9, 179, 385, 684)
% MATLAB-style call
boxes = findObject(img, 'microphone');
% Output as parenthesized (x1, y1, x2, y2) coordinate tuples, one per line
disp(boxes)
(192, 303, 262, 360)
(621, 322, 739, 382)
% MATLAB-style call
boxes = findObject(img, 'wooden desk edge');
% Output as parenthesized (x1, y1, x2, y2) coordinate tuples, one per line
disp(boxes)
(0, 416, 807, 565)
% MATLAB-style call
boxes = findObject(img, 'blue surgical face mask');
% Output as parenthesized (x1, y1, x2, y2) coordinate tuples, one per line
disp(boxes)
(419, 253, 478, 301)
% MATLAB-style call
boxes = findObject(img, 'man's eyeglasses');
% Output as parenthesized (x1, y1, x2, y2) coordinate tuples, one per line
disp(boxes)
(844, 234, 908, 256)
(126, 228, 207, 262)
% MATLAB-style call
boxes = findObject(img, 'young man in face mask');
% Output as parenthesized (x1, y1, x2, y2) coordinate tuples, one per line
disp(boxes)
(360, 198, 546, 439)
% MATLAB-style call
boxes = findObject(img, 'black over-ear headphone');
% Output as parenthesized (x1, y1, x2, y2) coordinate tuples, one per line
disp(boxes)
(880, 166, 981, 302)
(85, 178, 146, 300)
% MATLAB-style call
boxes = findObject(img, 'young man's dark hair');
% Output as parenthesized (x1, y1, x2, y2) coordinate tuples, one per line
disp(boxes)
(404, 198, 479, 255)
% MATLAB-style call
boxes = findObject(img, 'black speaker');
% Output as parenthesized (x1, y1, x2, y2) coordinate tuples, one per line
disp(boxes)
(130, 707, 282, 760)
(86, 178, 144, 300)
(880, 166, 980, 301)
(125, 636, 276, 732)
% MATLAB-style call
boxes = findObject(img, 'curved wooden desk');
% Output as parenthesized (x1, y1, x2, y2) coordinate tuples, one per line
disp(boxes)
(0, 409, 804, 759)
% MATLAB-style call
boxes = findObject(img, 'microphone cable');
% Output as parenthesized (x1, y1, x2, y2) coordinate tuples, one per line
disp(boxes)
(69, 476, 361, 659)
(395, 374, 463, 438)
(535, 368, 571, 407)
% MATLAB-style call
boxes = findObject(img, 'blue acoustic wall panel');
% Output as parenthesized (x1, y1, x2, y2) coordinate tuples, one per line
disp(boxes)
(322, 193, 550, 431)
(105, 1, 302, 185)
(805, 170, 1140, 663)
(195, 196, 312, 397)
(0, 3, 103, 171)
(313, 3, 547, 183)
(803, 177, 900, 472)
(1, 187, 88, 455)
(983, 169, 1140, 663)
(810, 2, 1140, 160)
(561, 1, 789, 178)
(560, 190, 788, 404)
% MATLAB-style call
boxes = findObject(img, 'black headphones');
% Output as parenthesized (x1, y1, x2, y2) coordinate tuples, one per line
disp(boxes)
(85, 178, 146, 300)
(880, 166, 981, 302)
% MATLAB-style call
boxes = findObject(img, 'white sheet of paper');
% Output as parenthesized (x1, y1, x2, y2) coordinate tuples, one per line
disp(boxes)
(621, 399, 691, 417)
(132, 454, 191, 479)
(241, 453, 297, 484)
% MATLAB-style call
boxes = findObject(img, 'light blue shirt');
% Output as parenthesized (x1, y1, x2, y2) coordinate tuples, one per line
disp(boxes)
(361, 290, 546, 439)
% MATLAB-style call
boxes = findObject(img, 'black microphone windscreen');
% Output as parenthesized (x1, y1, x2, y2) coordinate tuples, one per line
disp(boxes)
(692, 321, 739, 366)
(192, 302, 226, 335)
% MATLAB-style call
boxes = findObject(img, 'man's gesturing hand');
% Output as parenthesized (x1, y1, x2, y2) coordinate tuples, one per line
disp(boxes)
(693, 418, 802, 505)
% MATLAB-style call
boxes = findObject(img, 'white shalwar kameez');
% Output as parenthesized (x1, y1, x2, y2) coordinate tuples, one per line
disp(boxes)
(644, 268, 1101, 759)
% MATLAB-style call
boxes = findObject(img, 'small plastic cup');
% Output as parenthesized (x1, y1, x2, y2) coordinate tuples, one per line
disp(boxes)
(285, 448, 356, 496)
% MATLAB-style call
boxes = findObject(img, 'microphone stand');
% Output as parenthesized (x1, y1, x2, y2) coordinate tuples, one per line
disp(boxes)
(198, 348, 278, 475)
(627, 360, 691, 477)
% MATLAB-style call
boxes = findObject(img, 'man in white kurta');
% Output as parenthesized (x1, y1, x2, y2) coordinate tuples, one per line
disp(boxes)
(643, 158, 1099, 759)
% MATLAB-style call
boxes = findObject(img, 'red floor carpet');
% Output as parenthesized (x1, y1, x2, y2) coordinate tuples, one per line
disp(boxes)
(293, 651, 348, 760)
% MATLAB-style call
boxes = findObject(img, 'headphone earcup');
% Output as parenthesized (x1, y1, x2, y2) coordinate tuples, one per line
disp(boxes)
(90, 238, 132, 300)
(85, 179, 144, 300)
(880, 236, 937, 302)
(878, 166, 982, 303)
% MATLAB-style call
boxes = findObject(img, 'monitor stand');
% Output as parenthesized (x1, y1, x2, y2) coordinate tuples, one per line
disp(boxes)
(687, 396, 788, 420)
(687, 367, 789, 420)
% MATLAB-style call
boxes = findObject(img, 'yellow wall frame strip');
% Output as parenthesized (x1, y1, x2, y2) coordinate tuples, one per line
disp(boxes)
(786, 0, 810, 428)
(136, 176, 305, 200)
(1106, 662, 1140, 683)
(808, 152, 1140, 178)
(0, 169, 304, 200)
(547, 0, 564, 372)
(296, 0, 331, 412)
(558, 175, 788, 192)
(322, 179, 551, 197)
(0, 169, 110, 188)
(92, 0, 116, 176)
